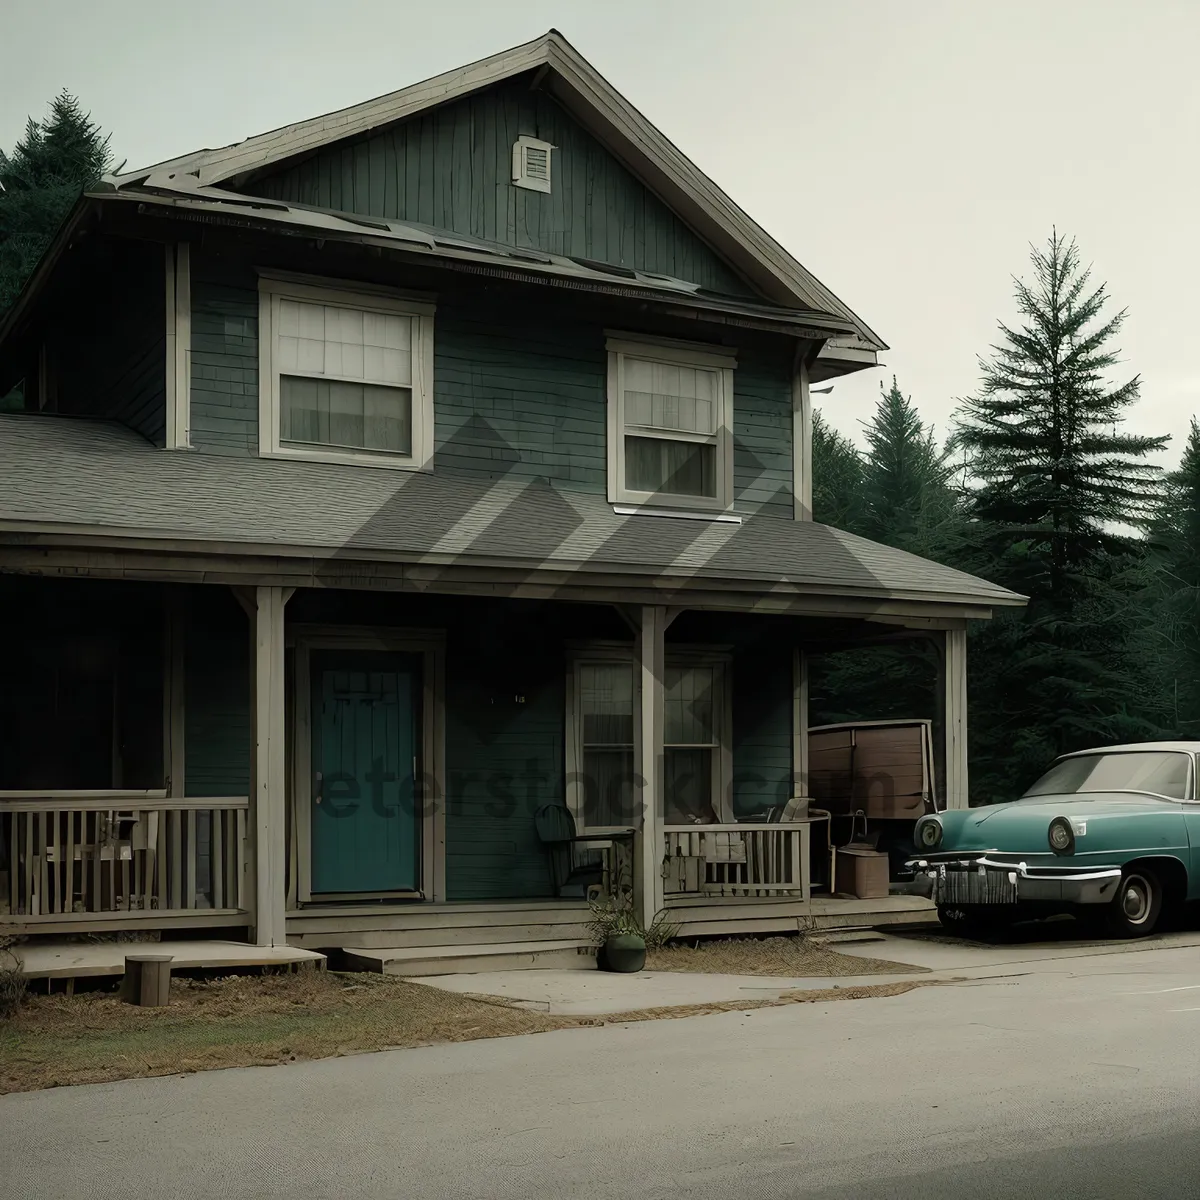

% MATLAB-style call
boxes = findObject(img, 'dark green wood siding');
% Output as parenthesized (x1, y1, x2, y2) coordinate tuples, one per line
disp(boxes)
(183, 255, 795, 515)
(190, 263, 259, 457)
(247, 80, 754, 297)
(435, 303, 607, 490)
(50, 238, 166, 444)
(184, 589, 250, 798)
(443, 611, 565, 901)
(733, 348, 794, 520)
(731, 644, 795, 818)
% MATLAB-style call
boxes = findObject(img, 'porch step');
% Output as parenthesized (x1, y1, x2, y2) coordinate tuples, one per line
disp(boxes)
(342, 939, 598, 977)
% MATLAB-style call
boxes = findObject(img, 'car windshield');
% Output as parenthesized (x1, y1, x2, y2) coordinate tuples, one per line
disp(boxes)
(1023, 751, 1192, 800)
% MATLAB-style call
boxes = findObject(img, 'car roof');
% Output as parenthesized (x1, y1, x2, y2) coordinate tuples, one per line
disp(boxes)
(1061, 742, 1200, 758)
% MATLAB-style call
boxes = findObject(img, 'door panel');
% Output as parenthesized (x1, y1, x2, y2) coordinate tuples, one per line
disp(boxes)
(311, 654, 418, 894)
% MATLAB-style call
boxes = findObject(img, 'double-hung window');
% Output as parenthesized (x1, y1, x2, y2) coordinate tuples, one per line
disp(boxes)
(567, 648, 731, 830)
(259, 274, 435, 468)
(606, 336, 736, 512)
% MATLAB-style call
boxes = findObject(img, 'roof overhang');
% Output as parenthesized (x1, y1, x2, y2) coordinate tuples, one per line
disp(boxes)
(105, 30, 886, 361)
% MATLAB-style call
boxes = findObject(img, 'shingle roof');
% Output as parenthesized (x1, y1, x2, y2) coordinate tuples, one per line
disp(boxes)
(0, 415, 1022, 609)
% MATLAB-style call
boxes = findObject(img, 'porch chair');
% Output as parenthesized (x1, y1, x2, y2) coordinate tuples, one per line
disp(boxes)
(769, 796, 836, 893)
(534, 803, 634, 900)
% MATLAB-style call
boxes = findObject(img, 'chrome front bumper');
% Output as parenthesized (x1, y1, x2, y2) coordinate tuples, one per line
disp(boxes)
(907, 854, 1123, 906)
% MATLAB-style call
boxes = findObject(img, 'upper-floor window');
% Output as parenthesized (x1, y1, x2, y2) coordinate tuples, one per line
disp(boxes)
(258, 273, 435, 469)
(605, 335, 736, 512)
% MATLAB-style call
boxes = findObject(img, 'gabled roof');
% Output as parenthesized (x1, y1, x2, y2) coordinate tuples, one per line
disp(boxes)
(108, 30, 885, 355)
(0, 414, 1021, 613)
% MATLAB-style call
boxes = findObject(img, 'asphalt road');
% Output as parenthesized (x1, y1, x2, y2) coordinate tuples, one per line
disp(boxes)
(6, 939, 1200, 1199)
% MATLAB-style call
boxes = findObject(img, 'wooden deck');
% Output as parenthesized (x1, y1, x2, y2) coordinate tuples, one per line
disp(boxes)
(297, 895, 936, 975)
(16, 939, 326, 980)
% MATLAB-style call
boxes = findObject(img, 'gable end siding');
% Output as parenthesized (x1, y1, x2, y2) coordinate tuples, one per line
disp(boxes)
(246, 80, 755, 297)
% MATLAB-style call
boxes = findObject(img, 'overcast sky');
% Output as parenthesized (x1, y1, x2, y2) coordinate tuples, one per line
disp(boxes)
(3, 0, 1197, 464)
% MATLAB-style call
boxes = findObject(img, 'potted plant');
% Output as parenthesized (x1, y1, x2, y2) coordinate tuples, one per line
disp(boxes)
(587, 887, 678, 973)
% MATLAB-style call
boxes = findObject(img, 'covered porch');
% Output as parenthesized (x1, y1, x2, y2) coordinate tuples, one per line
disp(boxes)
(0, 571, 963, 967)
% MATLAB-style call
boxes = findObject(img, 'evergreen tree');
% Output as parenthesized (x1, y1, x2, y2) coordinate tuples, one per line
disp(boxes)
(954, 231, 1168, 796)
(1146, 419, 1200, 735)
(860, 376, 958, 558)
(809, 384, 959, 732)
(0, 91, 112, 316)
(811, 408, 865, 531)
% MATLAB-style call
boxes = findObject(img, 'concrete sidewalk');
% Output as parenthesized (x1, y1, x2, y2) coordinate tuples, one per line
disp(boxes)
(412, 927, 1200, 1015)
(415, 966, 930, 1015)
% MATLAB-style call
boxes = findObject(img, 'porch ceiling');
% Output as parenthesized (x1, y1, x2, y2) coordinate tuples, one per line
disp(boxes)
(0, 414, 1023, 613)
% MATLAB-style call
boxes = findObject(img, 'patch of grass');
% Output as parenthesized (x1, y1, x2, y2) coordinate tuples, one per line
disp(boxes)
(0, 969, 572, 1095)
(0, 946, 941, 1096)
(645, 935, 925, 978)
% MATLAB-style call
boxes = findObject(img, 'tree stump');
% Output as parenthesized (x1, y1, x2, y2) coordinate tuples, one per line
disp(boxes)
(120, 954, 173, 1007)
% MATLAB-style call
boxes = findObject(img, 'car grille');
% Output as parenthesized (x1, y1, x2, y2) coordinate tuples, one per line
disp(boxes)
(934, 863, 1019, 905)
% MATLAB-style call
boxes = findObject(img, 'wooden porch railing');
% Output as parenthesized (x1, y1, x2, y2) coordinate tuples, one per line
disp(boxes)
(0, 792, 250, 925)
(662, 823, 811, 899)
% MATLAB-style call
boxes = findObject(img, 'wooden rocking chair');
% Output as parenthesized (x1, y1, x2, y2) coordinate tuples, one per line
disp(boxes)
(534, 803, 634, 900)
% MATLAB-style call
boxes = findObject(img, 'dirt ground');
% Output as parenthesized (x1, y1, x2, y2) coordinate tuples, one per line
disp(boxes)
(0, 969, 574, 1095)
(0, 939, 933, 1095)
(646, 936, 925, 977)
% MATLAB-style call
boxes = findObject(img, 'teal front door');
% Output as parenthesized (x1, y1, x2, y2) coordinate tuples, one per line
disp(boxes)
(311, 652, 419, 895)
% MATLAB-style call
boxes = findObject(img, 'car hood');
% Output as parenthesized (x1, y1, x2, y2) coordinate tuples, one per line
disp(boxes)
(937, 792, 1185, 856)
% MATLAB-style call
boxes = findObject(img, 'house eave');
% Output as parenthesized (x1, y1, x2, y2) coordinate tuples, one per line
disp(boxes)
(0, 523, 1026, 617)
(103, 30, 886, 354)
(111, 186, 860, 339)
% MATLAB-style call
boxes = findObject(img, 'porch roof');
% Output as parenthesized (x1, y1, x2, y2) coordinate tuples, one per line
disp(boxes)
(0, 414, 1023, 611)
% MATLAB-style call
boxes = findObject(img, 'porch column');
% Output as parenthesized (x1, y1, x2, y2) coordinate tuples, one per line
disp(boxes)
(938, 627, 969, 809)
(793, 647, 810, 798)
(249, 586, 291, 946)
(635, 605, 667, 929)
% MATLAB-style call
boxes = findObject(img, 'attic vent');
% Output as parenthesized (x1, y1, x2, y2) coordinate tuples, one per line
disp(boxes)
(512, 136, 554, 194)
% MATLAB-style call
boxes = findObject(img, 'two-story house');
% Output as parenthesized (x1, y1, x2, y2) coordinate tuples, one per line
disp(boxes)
(0, 32, 1020, 975)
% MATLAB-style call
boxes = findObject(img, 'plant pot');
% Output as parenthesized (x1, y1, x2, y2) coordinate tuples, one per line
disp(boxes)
(602, 932, 646, 973)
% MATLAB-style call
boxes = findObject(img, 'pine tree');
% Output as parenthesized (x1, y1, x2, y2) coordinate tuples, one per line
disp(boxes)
(860, 376, 958, 557)
(1146, 419, 1200, 734)
(811, 408, 865, 531)
(809, 385, 958, 732)
(0, 91, 112, 316)
(954, 231, 1168, 796)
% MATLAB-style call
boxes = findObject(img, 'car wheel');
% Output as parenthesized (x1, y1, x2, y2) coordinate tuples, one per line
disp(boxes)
(1105, 867, 1163, 938)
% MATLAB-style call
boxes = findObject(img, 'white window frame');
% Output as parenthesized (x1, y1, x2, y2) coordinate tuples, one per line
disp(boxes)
(605, 333, 737, 514)
(258, 271, 436, 470)
(164, 243, 191, 449)
(565, 642, 733, 831)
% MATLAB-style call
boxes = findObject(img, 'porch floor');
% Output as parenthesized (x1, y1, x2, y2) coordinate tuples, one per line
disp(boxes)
(16, 939, 327, 980)
(808, 894, 936, 929)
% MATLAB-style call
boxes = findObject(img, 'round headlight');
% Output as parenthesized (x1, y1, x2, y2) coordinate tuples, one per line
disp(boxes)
(917, 817, 943, 849)
(1048, 817, 1075, 855)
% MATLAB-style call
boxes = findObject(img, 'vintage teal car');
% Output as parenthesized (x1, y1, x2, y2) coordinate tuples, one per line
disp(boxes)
(908, 742, 1200, 938)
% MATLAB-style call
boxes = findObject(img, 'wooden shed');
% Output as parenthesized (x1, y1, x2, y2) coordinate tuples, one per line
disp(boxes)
(808, 720, 937, 823)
